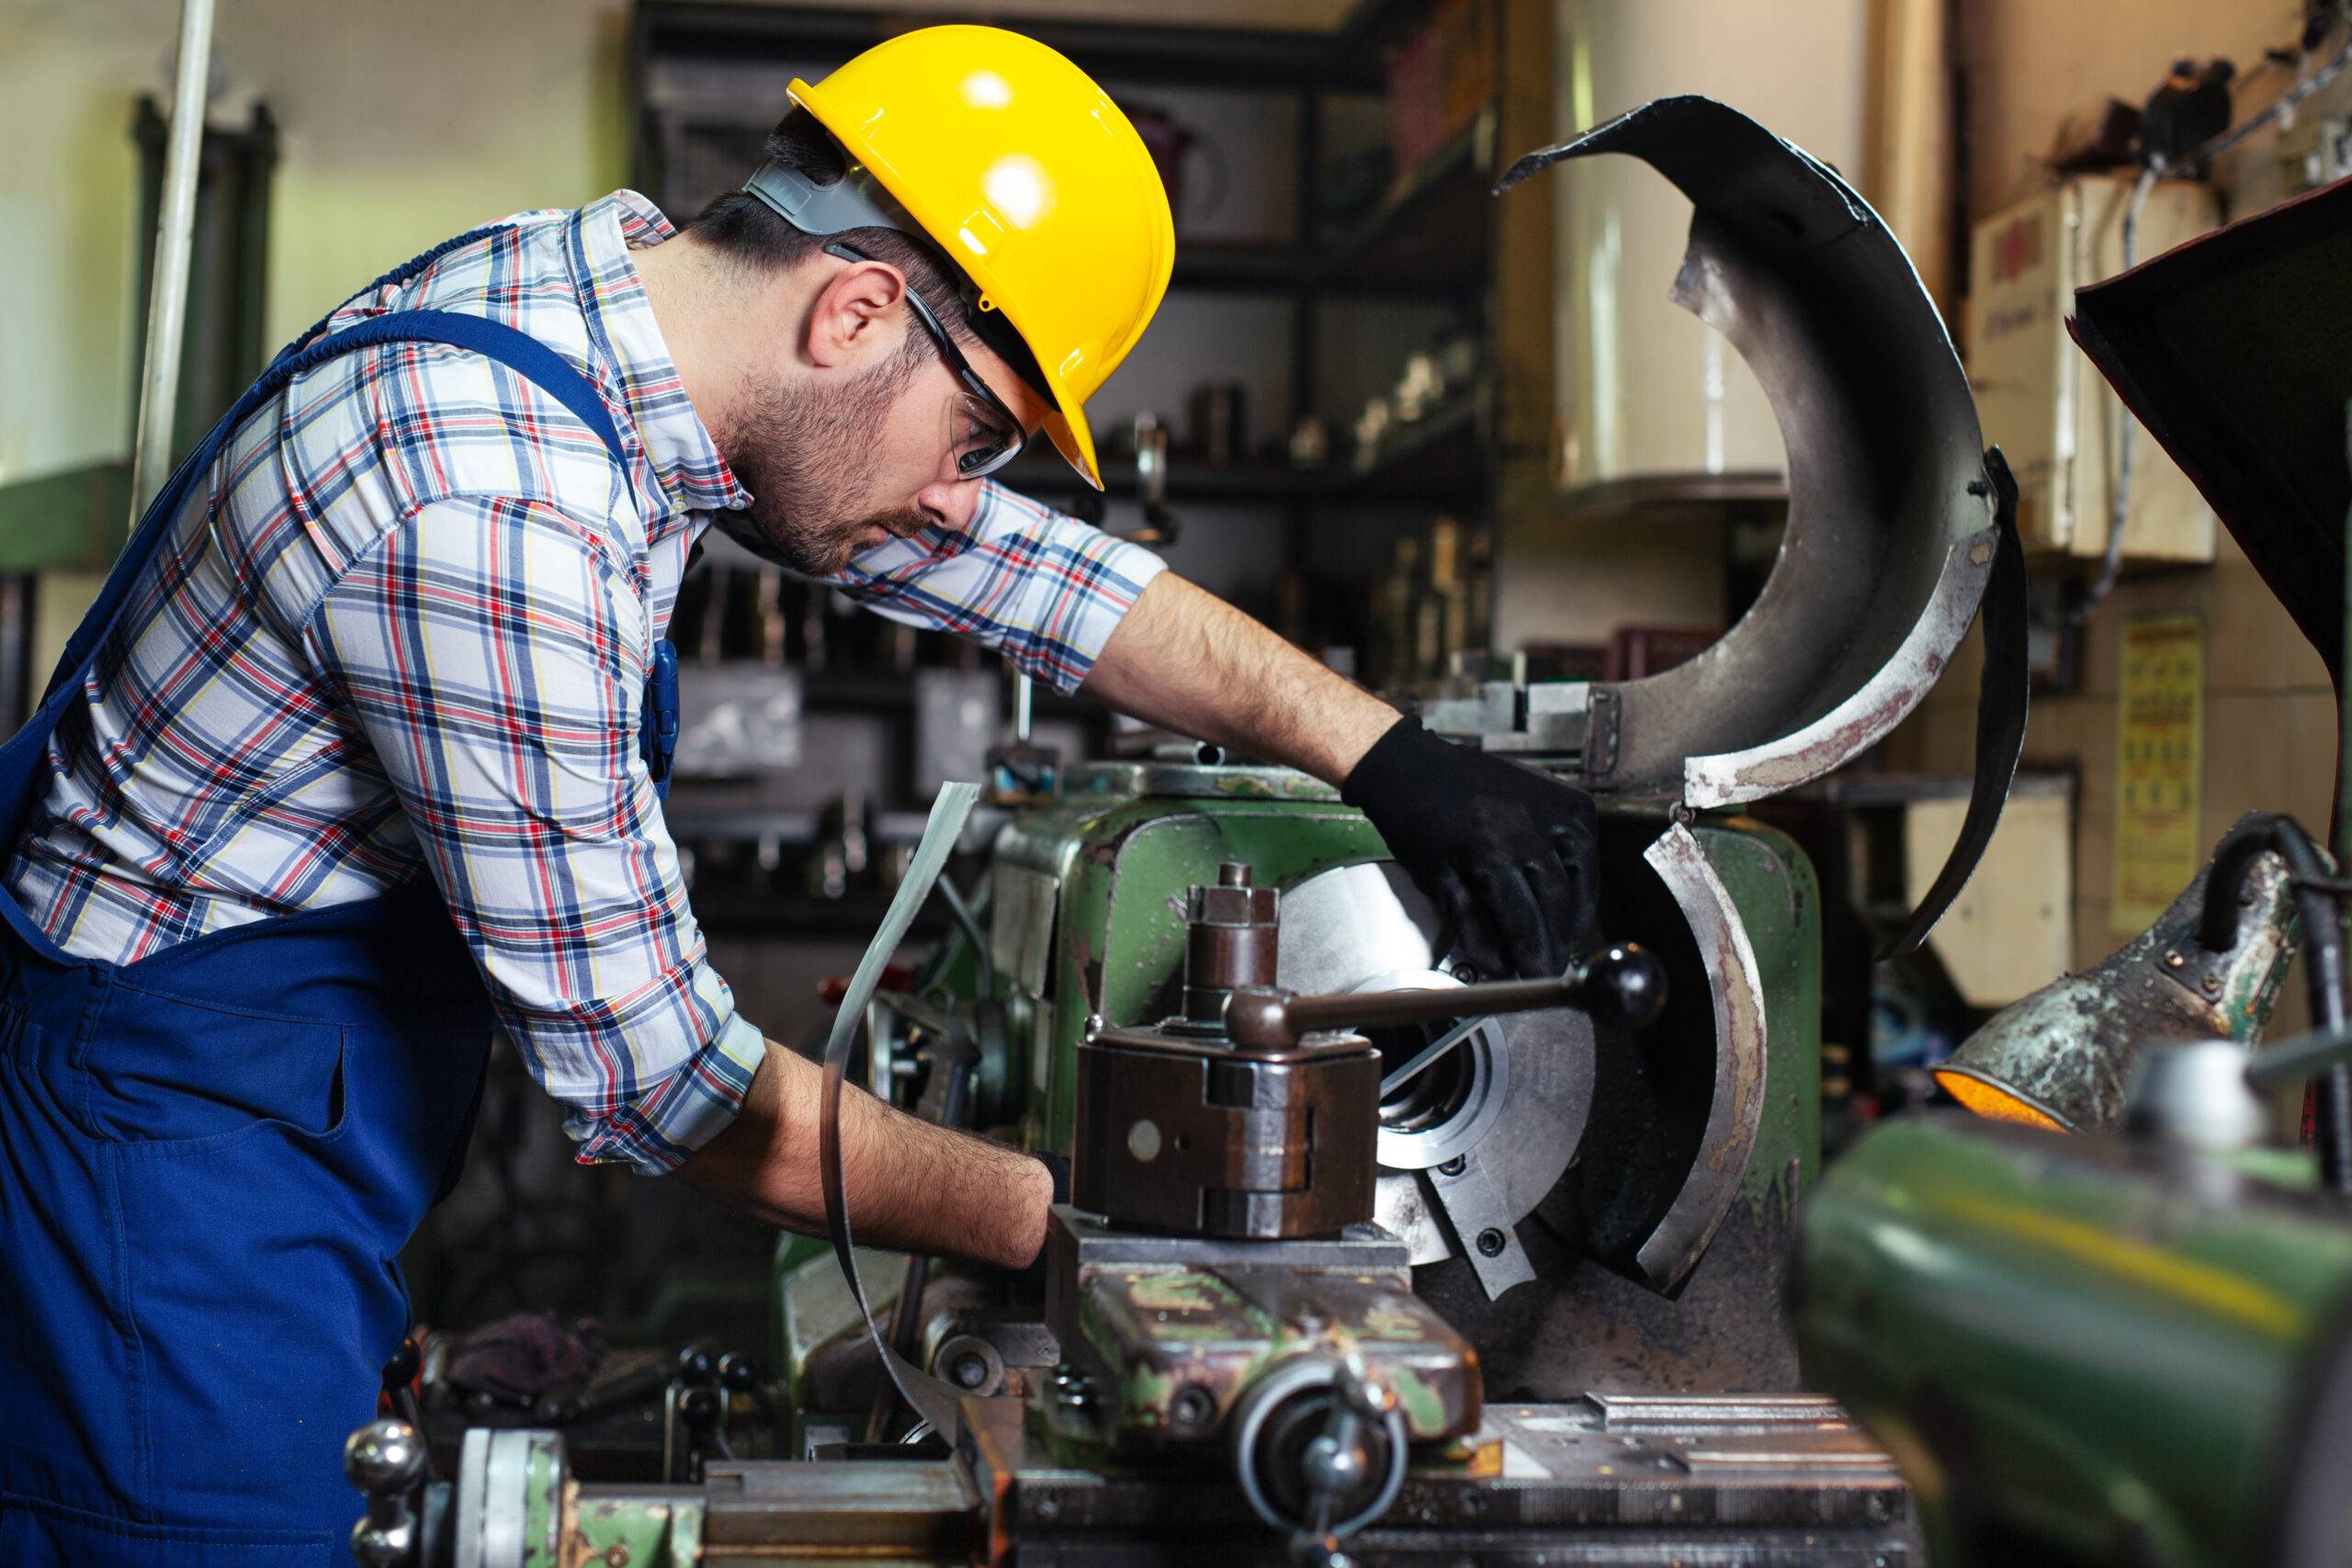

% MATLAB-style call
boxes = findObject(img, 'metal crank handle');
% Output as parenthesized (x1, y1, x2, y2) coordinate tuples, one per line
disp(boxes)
(1224, 941, 1668, 1048)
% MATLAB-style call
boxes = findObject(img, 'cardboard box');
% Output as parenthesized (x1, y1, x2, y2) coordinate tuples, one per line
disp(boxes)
(1966, 175, 2221, 562)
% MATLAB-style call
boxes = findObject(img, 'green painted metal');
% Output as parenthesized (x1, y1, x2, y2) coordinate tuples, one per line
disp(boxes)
(990, 789, 1387, 1153)
(1797, 1113, 2352, 1568)
(0, 462, 130, 571)
(523, 1436, 564, 1564)
(571, 1489, 706, 1568)
(1075, 1263, 1476, 1446)
(775, 776, 1829, 1412)
(1697, 817, 1822, 1211)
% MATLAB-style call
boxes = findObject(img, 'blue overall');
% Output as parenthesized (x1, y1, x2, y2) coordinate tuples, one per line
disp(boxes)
(0, 230, 677, 1564)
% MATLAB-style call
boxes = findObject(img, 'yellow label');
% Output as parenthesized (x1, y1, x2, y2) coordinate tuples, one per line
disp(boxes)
(2112, 614, 2204, 931)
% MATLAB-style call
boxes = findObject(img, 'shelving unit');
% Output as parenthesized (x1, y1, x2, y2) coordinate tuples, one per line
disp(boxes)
(632, 3, 1555, 667)
(629, 0, 1556, 905)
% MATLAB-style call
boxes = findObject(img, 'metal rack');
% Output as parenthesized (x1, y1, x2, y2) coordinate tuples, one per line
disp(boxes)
(628, 0, 1551, 543)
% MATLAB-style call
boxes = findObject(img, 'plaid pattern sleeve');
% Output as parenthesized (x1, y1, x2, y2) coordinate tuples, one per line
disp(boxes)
(828, 480, 1166, 692)
(308, 495, 765, 1171)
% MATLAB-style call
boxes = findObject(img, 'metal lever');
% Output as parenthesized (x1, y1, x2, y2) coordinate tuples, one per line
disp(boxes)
(1280, 1357, 1401, 1567)
(344, 1419, 428, 1567)
(1224, 942, 1667, 1050)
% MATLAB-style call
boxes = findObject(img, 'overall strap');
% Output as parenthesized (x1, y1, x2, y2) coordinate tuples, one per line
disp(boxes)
(0, 232, 645, 958)
(43, 306, 628, 708)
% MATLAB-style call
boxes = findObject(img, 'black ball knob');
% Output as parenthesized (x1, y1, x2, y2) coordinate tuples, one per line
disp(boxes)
(718, 1353, 759, 1393)
(379, 1337, 421, 1393)
(679, 1386, 722, 1430)
(676, 1346, 718, 1386)
(1570, 942, 1668, 1030)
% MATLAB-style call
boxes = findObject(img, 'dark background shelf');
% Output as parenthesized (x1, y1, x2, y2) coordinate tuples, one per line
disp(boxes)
(995, 407, 1486, 512)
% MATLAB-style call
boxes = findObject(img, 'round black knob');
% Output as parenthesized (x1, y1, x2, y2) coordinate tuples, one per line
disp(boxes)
(676, 1346, 718, 1386)
(1570, 942, 1668, 1030)
(379, 1337, 421, 1393)
(718, 1353, 760, 1393)
(679, 1386, 723, 1431)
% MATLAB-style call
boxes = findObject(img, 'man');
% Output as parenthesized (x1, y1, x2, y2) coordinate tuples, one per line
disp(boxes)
(0, 25, 1594, 1563)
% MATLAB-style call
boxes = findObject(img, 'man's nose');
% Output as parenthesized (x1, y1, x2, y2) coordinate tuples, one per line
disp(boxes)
(916, 476, 984, 532)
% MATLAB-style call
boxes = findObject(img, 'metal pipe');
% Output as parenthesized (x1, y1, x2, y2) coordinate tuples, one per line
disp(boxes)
(2246, 1026, 2352, 1095)
(2072, 164, 2156, 625)
(2338, 399, 2351, 911)
(2210, 812, 2352, 1190)
(864, 1055, 970, 1443)
(2268, 820, 2352, 1192)
(2199, 814, 2289, 953)
(1011, 671, 1034, 743)
(933, 876, 991, 1000)
(128, 0, 218, 520)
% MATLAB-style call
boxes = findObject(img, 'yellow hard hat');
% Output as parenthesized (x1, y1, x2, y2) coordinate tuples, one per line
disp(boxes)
(787, 26, 1176, 490)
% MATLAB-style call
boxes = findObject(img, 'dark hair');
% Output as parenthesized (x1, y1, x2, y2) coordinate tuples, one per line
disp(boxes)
(686, 109, 982, 351)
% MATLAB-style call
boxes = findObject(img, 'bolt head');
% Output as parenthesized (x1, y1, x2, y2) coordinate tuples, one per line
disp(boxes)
(1476, 1227, 1508, 1258)
(1170, 1383, 1216, 1430)
(343, 1420, 426, 1494)
(350, 1517, 417, 1568)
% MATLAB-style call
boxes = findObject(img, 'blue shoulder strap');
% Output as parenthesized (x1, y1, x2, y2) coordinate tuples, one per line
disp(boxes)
(16, 223, 681, 808)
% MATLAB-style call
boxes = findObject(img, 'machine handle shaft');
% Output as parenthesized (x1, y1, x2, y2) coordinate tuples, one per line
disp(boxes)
(1224, 942, 1666, 1048)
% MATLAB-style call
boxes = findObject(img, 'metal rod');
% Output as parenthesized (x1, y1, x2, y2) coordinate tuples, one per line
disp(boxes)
(1227, 942, 1666, 1049)
(933, 876, 991, 1000)
(1284, 975, 1578, 1039)
(128, 0, 218, 519)
(2338, 399, 2351, 889)
(2246, 1026, 2352, 1095)
(1012, 671, 1034, 743)
(863, 1054, 970, 1444)
(1378, 1011, 1490, 1096)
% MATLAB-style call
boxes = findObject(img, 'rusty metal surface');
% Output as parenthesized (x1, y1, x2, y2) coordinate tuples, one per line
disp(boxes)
(1939, 823, 2305, 1132)
(1679, 529, 1994, 809)
(957, 1387, 1914, 1565)
(1633, 824, 1769, 1290)
(1497, 96, 1997, 806)
(700, 1460, 977, 1549)
(1073, 1266, 1480, 1448)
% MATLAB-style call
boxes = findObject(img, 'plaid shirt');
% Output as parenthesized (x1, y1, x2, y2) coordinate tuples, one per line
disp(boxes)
(6, 192, 1162, 1173)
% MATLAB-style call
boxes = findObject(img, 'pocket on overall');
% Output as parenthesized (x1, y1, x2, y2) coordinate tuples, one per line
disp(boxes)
(75, 989, 379, 1529)
(73, 986, 346, 1145)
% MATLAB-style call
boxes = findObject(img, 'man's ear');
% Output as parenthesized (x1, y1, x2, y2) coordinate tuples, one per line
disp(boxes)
(804, 256, 907, 370)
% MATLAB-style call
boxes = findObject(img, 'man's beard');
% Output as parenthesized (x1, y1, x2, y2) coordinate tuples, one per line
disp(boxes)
(714, 360, 927, 577)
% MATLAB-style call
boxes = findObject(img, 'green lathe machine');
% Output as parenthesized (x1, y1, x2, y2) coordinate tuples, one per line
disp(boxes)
(341, 95, 2048, 1568)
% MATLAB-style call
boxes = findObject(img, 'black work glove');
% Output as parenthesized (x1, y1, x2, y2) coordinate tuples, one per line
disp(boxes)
(1341, 716, 1600, 981)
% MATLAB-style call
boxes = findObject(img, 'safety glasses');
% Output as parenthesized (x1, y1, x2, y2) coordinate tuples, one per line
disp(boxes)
(824, 241, 1029, 481)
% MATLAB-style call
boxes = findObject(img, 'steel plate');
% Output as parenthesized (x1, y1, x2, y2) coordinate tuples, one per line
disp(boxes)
(1277, 861, 1594, 1276)
(1497, 96, 1999, 805)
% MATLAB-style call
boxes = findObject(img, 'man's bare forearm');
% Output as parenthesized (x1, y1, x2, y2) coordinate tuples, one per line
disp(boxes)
(1080, 572, 1401, 784)
(673, 1041, 1054, 1269)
